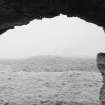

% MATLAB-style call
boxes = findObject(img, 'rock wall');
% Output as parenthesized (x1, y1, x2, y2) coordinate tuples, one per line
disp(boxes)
(97, 53, 105, 105)
(0, 0, 105, 34)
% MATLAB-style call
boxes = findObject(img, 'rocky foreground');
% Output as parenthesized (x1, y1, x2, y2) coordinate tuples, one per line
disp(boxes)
(97, 53, 105, 105)
(0, 69, 102, 105)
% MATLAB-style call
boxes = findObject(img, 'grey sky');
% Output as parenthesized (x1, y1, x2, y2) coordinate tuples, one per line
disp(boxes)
(0, 15, 104, 59)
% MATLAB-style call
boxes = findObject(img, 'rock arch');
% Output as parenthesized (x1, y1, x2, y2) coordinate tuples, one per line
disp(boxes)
(0, 0, 105, 104)
(0, 0, 105, 34)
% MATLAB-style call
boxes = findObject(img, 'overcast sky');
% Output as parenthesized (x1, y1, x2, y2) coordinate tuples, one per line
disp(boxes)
(0, 15, 105, 59)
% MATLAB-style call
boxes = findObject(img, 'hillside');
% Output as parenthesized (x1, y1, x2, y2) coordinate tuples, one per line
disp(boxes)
(0, 56, 102, 105)
(0, 56, 99, 72)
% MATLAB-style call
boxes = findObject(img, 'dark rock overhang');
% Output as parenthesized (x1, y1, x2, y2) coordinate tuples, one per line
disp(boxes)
(0, 0, 105, 34)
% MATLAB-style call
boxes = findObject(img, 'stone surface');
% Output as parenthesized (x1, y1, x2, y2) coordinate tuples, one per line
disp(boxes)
(0, 0, 105, 34)
(97, 52, 105, 105)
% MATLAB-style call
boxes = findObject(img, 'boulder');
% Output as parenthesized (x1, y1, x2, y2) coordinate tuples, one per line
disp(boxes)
(97, 52, 105, 104)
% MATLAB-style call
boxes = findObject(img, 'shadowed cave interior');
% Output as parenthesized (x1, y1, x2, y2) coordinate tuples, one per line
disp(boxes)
(0, 0, 105, 105)
(0, 0, 105, 34)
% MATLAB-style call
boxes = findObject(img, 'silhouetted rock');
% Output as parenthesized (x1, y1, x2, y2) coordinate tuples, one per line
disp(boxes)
(0, 0, 105, 34)
(97, 53, 105, 79)
(97, 52, 105, 105)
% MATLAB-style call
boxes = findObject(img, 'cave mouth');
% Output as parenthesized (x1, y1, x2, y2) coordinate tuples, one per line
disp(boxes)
(0, 0, 105, 104)
(0, 15, 104, 59)
(0, 15, 103, 105)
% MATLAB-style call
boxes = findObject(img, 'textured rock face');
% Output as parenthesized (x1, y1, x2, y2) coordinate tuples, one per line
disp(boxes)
(0, 0, 105, 34)
(97, 53, 105, 105)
